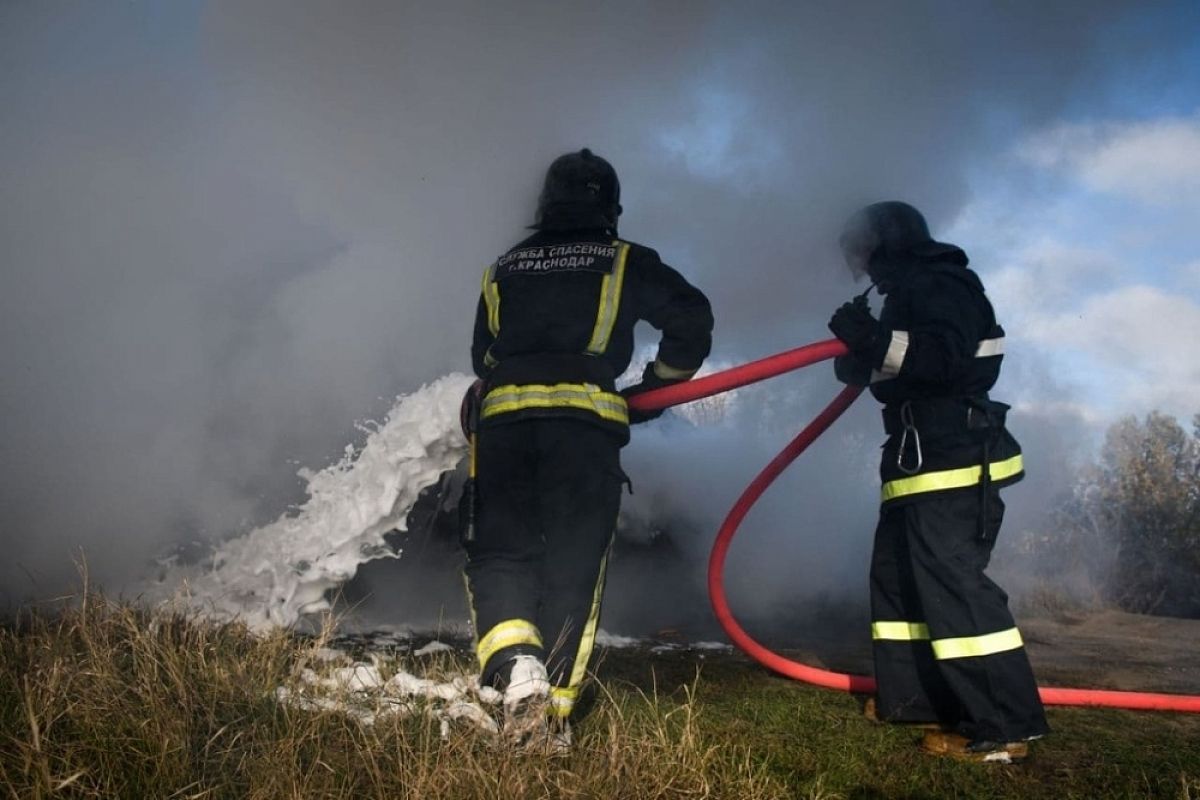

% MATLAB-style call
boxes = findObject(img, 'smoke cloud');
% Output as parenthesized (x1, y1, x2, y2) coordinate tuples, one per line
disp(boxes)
(2, 1, 1192, 613)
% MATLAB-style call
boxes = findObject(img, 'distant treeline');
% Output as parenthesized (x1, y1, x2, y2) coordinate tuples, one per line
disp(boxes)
(1036, 412, 1200, 618)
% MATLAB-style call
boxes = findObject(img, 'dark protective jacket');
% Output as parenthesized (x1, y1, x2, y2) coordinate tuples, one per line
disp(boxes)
(836, 247, 1023, 506)
(471, 228, 713, 443)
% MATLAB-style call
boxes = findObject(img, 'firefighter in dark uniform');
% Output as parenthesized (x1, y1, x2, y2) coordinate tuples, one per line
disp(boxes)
(463, 148, 713, 747)
(828, 201, 1049, 763)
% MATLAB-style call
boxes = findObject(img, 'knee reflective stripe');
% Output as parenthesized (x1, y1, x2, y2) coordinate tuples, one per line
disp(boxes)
(871, 621, 931, 641)
(477, 619, 543, 671)
(549, 686, 577, 719)
(881, 454, 1023, 502)
(481, 383, 630, 425)
(481, 263, 501, 337)
(931, 627, 1024, 660)
(585, 241, 629, 356)
(567, 541, 612, 690)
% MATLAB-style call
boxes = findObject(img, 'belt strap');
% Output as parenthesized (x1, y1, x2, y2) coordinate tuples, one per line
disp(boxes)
(882, 396, 1001, 437)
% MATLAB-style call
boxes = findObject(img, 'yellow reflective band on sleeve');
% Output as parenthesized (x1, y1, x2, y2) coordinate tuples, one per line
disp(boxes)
(931, 627, 1024, 660)
(482, 349, 498, 370)
(652, 359, 698, 381)
(481, 383, 630, 425)
(482, 263, 501, 337)
(871, 621, 931, 641)
(585, 241, 629, 356)
(881, 454, 1024, 503)
(476, 619, 543, 671)
(549, 686, 578, 718)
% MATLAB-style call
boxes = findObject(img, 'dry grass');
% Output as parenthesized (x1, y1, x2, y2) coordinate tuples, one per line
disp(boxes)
(0, 593, 785, 799)
(4, 591, 1200, 799)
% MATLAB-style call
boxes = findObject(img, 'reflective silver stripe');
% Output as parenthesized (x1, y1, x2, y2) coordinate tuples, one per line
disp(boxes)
(480, 383, 629, 425)
(975, 337, 1005, 357)
(481, 263, 500, 337)
(876, 330, 910, 380)
(871, 334, 1005, 384)
(585, 241, 629, 355)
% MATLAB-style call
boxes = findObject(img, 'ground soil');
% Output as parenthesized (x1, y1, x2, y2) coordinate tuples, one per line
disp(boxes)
(735, 608, 1200, 697)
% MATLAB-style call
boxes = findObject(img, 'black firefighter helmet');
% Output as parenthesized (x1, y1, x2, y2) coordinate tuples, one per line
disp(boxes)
(839, 201, 965, 289)
(532, 148, 622, 232)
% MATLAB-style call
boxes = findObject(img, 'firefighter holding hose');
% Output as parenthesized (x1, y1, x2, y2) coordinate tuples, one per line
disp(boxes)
(462, 148, 713, 752)
(828, 201, 1049, 763)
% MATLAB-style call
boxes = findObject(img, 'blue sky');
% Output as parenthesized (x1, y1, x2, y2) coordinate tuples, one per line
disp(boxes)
(949, 95, 1200, 426)
(970, 4, 1199, 427)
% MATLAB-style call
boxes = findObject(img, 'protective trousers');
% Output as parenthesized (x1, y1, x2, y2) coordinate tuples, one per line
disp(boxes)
(869, 489, 1049, 742)
(463, 418, 624, 721)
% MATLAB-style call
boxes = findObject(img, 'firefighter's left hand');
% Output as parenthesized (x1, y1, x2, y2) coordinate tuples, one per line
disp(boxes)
(621, 363, 671, 424)
(828, 299, 882, 354)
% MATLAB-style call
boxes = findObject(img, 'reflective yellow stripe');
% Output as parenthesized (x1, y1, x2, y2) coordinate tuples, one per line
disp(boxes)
(585, 241, 629, 355)
(476, 619, 542, 670)
(932, 627, 1024, 660)
(483, 349, 498, 370)
(549, 686, 578, 718)
(481, 263, 500, 337)
(871, 621, 931, 641)
(481, 383, 629, 425)
(652, 359, 697, 381)
(567, 541, 611, 690)
(881, 454, 1024, 502)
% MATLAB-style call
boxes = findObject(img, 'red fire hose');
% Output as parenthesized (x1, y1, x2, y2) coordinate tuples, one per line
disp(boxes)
(628, 339, 1200, 714)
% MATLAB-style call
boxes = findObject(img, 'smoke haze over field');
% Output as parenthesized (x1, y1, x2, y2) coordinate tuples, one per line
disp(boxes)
(2, 1, 1196, 611)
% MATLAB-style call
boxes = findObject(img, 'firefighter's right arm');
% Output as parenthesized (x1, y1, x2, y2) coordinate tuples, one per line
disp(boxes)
(631, 249, 714, 381)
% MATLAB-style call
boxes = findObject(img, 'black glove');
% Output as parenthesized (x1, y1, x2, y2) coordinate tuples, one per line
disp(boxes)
(828, 296, 882, 355)
(621, 363, 675, 424)
(833, 354, 871, 387)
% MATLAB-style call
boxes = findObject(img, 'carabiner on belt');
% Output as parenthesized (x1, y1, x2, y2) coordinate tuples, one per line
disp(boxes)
(896, 400, 923, 475)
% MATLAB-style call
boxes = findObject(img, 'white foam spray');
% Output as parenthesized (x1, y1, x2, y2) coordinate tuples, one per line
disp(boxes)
(155, 373, 473, 630)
